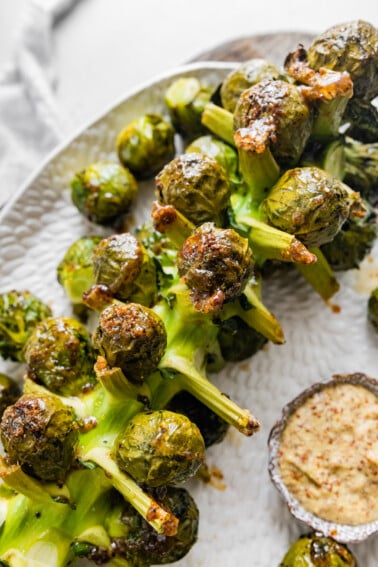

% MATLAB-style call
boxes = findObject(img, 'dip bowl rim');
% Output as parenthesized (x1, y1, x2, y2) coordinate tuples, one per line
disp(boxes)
(268, 372, 378, 544)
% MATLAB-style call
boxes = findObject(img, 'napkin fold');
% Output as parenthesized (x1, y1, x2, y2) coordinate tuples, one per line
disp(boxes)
(0, 0, 80, 208)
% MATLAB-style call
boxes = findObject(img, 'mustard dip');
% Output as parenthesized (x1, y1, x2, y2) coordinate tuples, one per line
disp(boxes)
(278, 382, 378, 525)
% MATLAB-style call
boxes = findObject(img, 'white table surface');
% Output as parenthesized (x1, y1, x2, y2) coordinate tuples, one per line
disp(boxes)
(0, 0, 377, 136)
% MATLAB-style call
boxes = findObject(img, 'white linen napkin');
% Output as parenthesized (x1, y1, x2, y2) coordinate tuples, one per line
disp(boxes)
(0, 0, 80, 208)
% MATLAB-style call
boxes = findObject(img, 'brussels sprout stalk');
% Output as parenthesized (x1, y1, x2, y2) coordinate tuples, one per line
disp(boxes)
(296, 246, 340, 300)
(201, 102, 235, 146)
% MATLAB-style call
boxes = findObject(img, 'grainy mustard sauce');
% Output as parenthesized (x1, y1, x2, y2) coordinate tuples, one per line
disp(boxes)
(278, 383, 378, 525)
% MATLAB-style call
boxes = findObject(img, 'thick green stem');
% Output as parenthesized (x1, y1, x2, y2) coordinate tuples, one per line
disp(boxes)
(201, 102, 235, 146)
(238, 215, 317, 265)
(237, 145, 280, 204)
(312, 95, 350, 142)
(296, 247, 340, 300)
(85, 447, 179, 536)
(151, 201, 194, 248)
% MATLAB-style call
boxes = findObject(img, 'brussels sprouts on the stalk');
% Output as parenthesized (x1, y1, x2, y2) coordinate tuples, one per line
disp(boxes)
(93, 233, 157, 306)
(24, 316, 97, 396)
(155, 153, 231, 227)
(0, 290, 52, 362)
(71, 161, 138, 225)
(117, 114, 175, 179)
(220, 58, 287, 113)
(115, 409, 205, 486)
(165, 77, 213, 140)
(0, 373, 21, 418)
(343, 137, 378, 207)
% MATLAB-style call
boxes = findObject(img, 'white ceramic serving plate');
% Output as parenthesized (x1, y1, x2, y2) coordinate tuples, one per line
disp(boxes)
(0, 61, 378, 567)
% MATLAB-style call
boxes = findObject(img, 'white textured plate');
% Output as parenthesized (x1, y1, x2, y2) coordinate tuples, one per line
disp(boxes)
(0, 61, 378, 567)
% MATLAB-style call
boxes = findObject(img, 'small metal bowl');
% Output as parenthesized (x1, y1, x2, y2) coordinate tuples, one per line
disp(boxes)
(268, 372, 378, 544)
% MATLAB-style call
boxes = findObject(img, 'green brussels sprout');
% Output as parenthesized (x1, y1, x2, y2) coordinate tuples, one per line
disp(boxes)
(280, 533, 357, 566)
(234, 79, 313, 167)
(24, 317, 97, 396)
(344, 98, 378, 144)
(167, 391, 229, 447)
(220, 58, 287, 112)
(0, 393, 78, 482)
(115, 410, 205, 486)
(217, 316, 267, 362)
(71, 161, 138, 225)
(343, 137, 378, 207)
(368, 287, 378, 330)
(57, 236, 103, 312)
(0, 290, 52, 362)
(165, 77, 213, 139)
(0, 373, 21, 418)
(92, 233, 157, 306)
(155, 153, 231, 226)
(117, 114, 175, 179)
(307, 20, 378, 100)
(93, 303, 167, 382)
(185, 135, 240, 189)
(112, 486, 199, 564)
(261, 167, 353, 247)
(321, 200, 377, 270)
(177, 222, 254, 312)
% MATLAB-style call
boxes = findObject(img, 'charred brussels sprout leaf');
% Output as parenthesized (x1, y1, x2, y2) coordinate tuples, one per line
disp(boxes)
(261, 167, 353, 247)
(93, 303, 167, 382)
(307, 20, 378, 100)
(178, 223, 254, 312)
(343, 98, 378, 143)
(0, 373, 21, 418)
(155, 153, 231, 226)
(220, 58, 287, 113)
(218, 316, 267, 362)
(165, 77, 213, 140)
(234, 79, 313, 167)
(368, 287, 378, 331)
(115, 410, 205, 486)
(343, 137, 378, 207)
(113, 486, 199, 564)
(321, 201, 377, 270)
(117, 114, 175, 179)
(167, 391, 229, 447)
(0, 393, 78, 482)
(57, 236, 103, 308)
(93, 233, 157, 306)
(0, 290, 52, 362)
(71, 161, 138, 225)
(24, 317, 97, 396)
(280, 533, 357, 566)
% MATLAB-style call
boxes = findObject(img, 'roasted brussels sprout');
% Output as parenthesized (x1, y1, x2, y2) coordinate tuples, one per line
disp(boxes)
(0, 393, 78, 482)
(24, 317, 97, 396)
(167, 391, 229, 447)
(57, 236, 103, 315)
(165, 77, 213, 139)
(117, 114, 175, 179)
(368, 287, 378, 330)
(93, 302, 167, 382)
(307, 20, 378, 100)
(71, 161, 138, 225)
(220, 58, 287, 112)
(0, 373, 21, 418)
(321, 200, 377, 270)
(92, 233, 157, 306)
(177, 223, 254, 312)
(115, 410, 205, 486)
(0, 290, 52, 362)
(156, 153, 231, 227)
(185, 135, 240, 189)
(280, 533, 357, 566)
(343, 137, 378, 206)
(234, 79, 313, 168)
(217, 316, 267, 362)
(343, 98, 378, 143)
(261, 167, 354, 247)
(113, 486, 199, 564)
